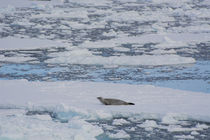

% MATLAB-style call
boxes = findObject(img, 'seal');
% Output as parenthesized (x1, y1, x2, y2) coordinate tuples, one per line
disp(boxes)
(97, 97, 135, 105)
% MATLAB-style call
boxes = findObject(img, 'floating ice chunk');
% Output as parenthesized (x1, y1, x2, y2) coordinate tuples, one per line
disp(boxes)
(106, 11, 141, 21)
(0, 37, 67, 50)
(0, 0, 63, 8)
(31, 9, 89, 19)
(140, 120, 158, 128)
(161, 113, 188, 125)
(108, 130, 130, 139)
(186, 24, 210, 33)
(126, 127, 136, 131)
(172, 24, 210, 34)
(103, 30, 118, 37)
(174, 135, 194, 139)
(167, 125, 188, 132)
(191, 131, 199, 135)
(0, 54, 35, 63)
(152, 0, 191, 5)
(112, 118, 130, 126)
(151, 49, 177, 55)
(2, 108, 103, 139)
(138, 120, 158, 131)
(167, 123, 210, 133)
(67, 0, 112, 6)
(196, 123, 209, 129)
(69, 118, 103, 140)
(155, 36, 187, 49)
(102, 124, 116, 131)
(80, 40, 117, 49)
(47, 49, 196, 66)
(113, 47, 130, 52)
(0, 112, 103, 140)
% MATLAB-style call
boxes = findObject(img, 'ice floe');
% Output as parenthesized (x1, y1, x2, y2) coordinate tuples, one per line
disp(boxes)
(1, 80, 210, 120)
(1, 80, 210, 139)
(47, 50, 195, 66)
(0, 37, 67, 50)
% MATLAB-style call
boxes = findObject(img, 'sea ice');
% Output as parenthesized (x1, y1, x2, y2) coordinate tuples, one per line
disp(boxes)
(47, 49, 195, 66)
(174, 135, 194, 139)
(0, 0, 210, 139)
(0, 37, 67, 50)
(0, 77, 210, 139)
(108, 130, 130, 139)
(1, 80, 210, 120)
(0, 0, 63, 8)
(112, 118, 130, 126)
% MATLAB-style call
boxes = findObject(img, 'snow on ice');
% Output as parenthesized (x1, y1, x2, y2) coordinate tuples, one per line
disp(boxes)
(0, 0, 210, 139)
(0, 80, 210, 139)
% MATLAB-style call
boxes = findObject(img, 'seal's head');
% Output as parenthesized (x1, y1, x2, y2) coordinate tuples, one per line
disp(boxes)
(97, 97, 103, 100)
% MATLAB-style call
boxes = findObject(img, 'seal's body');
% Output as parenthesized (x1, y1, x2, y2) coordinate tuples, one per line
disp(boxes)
(97, 97, 135, 105)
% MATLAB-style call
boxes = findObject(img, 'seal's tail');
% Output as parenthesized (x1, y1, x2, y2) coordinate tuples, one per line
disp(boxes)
(128, 102, 135, 105)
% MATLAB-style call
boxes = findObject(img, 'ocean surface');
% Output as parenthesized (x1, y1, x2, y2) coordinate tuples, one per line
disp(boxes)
(0, 0, 210, 139)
